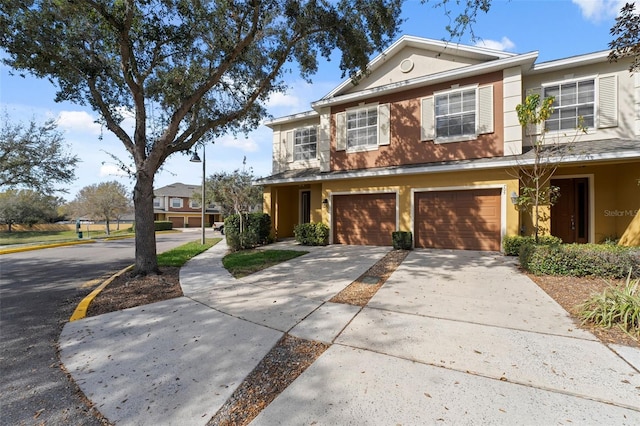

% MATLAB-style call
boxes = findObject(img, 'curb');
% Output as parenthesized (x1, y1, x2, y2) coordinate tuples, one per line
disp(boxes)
(0, 240, 95, 255)
(70, 264, 135, 322)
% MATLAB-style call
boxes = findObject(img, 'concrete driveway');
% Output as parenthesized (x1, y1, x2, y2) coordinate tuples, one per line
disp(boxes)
(60, 244, 640, 425)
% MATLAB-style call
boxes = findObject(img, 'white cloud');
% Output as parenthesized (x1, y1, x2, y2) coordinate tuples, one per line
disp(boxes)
(572, 0, 626, 22)
(99, 163, 130, 178)
(475, 37, 516, 52)
(266, 91, 303, 109)
(56, 110, 102, 135)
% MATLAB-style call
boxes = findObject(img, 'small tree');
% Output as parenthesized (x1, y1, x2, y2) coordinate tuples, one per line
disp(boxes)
(512, 93, 586, 242)
(0, 190, 63, 231)
(204, 169, 263, 217)
(73, 181, 131, 235)
(0, 113, 79, 194)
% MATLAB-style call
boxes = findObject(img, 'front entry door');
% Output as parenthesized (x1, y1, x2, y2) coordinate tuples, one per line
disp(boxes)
(551, 178, 589, 243)
(300, 191, 311, 224)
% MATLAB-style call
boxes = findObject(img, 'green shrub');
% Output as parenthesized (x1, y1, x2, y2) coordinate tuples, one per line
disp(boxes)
(294, 222, 329, 246)
(520, 243, 640, 279)
(503, 235, 562, 256)
(392, 231, 412, 250)
(225, 213, 272, 251)
(578, 272, 639, 337)
(155, 221, 173, 231)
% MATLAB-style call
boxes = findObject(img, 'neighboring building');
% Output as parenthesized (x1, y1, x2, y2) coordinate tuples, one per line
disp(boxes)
(257, 36, 640, 250)
(153, 182, 222, 228)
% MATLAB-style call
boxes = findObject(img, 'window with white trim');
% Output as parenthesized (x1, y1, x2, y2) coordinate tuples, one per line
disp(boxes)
(170, 198, 183, 208)
(294, 126, 317, 161)
(435, 88, 476, 139)
(347, 106, 378, 149)
(153, 197, 162, 208)
(544, 79, 594, 131)
(189, 199, 200, 209)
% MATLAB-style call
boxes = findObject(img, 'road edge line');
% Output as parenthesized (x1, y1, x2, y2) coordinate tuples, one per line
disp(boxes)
(0, 240, 95, 255)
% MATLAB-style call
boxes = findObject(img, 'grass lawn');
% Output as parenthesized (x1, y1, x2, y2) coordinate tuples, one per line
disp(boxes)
(157, 238, 221, 267)
(223, 249, 308, 278)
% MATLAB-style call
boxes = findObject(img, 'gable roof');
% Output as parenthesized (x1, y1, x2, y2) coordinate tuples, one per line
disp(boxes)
(323, 35, 518, 100)
(154, 182, 200, 198)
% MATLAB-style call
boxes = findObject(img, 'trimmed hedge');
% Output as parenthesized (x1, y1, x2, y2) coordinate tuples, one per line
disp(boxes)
(520, 243, 640, 279)
(294, 222, 329, 246)
(154, 221, 173, 231)
(392, 231, 412, 250)
(503, 235, 562, 256)
(225, 213, 272, 251)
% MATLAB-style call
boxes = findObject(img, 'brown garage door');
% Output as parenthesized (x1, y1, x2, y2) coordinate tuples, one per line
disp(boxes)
(187, 216, 202, 228)
(333, 193, 396, 246)
(168, 217, 184, 228)
(414, 189, 501, 251)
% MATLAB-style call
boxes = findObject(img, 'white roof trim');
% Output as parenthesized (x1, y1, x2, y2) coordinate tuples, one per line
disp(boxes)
(264, 110, 319, 128)
(312, 52, 538, 110)
(528, 50, 610, 73)
(259, 149, 640, 186)
(324, 35, 517, 99)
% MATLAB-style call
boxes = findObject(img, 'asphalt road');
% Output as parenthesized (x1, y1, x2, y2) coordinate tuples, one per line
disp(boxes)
(0, 231, 208, 425)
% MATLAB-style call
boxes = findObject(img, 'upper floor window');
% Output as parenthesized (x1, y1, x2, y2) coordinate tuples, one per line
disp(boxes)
(435, 88, 476, 139)
(347, 106, 378, 149)
(421, 85, 493, 143)
(189, 200, 200, 209)
(153, 197, 162, 208)
(294, 127, 317, 161)
(544, 79, 595, 131)
(170, 198, 183, 208)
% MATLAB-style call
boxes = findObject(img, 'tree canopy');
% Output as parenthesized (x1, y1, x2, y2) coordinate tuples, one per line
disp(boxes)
(204, 168, 263, 217)
(0, 190, 64, 232)
(0, 114, 79, 194)
(0, 0, 493, 274)
(72, 181, 132, 235)
(609, 2, 640, 72)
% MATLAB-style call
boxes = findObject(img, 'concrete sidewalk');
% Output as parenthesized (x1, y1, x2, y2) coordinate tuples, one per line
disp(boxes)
(60, 242, 640, 425)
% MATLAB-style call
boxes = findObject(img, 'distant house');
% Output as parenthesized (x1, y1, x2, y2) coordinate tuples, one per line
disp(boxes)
(153, 182, 222, 228)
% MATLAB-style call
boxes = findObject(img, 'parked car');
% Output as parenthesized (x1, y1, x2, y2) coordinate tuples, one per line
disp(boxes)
(212, 222, 224, 234)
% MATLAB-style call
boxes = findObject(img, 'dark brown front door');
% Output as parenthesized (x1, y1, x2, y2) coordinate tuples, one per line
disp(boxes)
(551, 178, 589, 243)
(301, 191, 311, 224)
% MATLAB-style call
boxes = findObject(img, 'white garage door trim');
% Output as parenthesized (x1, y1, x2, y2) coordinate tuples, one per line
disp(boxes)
(328, 189, 400, 245)
(410, 184, 507, 250)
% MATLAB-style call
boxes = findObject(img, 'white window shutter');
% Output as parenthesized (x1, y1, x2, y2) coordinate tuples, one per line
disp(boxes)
(477, 85, 494, 134)
(598, 75, 618, 128)
(335, 112, 346, 151)
(378, 103, 391, 146)
(420, 96, 435, 141)
(525, 87, 543, 136)
(285, 130, 294, 163)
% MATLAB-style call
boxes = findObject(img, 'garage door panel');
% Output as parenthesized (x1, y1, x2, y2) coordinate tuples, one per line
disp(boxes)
(333, 193, 396, 246)
(415, 189, 501, 251)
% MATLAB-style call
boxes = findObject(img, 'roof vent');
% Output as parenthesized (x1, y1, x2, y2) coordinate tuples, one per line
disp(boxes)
(399, 58, 414, 73)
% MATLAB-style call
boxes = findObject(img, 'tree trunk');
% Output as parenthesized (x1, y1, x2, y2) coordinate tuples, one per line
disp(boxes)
(105, 218, 110, 236)
(133, 171, 158, 275)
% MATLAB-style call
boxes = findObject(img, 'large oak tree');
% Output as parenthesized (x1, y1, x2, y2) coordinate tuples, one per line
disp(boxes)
(0, 0, 490, 275)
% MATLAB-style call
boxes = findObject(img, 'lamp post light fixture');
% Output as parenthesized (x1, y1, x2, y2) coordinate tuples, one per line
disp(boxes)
(189, 145, 206, 244)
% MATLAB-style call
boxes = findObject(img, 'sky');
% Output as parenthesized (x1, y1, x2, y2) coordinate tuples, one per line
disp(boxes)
(0, 0, 628, 201)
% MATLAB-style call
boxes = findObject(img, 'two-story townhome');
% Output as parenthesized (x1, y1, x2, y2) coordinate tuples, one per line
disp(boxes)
(153, 182, 222, 229)
(257, 36, 640, 251)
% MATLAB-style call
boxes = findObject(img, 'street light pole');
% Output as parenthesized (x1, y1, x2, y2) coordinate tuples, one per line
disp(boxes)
(190, 145, 206, 245)
(200, 145, 206, 244)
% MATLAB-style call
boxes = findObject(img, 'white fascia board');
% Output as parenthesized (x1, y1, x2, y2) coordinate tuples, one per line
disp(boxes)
(259, 148, 640, 185)
(264, 110, 319, 128)
(312, 52, 538, 110)
(527, 50, 610, 74)
(323, 35, 517, 100)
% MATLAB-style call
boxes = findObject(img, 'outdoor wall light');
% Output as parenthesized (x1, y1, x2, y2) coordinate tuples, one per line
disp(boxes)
(322, 198, 329, 205)
(510, 191, 519, 205)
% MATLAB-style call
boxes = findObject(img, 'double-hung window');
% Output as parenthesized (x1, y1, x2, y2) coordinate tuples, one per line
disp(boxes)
(544, 79, 595, 131)
(170, 198, 183, 208)
(435, 88, 476, 139)
(346, 106, 378, 149)
(294, 127, 317, 161)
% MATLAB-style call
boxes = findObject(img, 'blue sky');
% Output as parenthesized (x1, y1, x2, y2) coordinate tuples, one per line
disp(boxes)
(0, 0, 626, 200)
